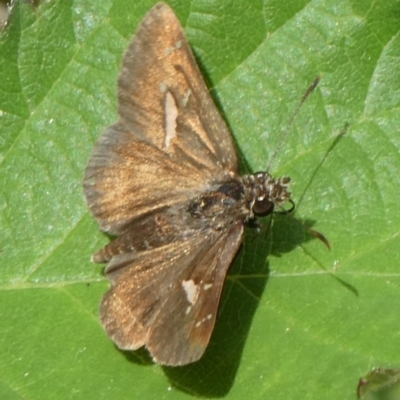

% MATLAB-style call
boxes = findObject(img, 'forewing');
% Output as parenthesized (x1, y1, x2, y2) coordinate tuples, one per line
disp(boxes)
(84, 125, 211, 234)
(117, 3, 238, 171)
(83, 3, 238, 234)
(100, 222, 244, 366)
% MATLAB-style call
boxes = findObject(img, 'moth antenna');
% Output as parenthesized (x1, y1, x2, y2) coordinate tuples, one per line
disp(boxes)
(266, 75, 321, 173)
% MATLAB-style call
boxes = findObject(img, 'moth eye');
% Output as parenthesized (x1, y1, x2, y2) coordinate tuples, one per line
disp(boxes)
(252, 197, 274, 216)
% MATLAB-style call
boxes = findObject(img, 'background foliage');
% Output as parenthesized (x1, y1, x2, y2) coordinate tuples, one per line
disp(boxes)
(1, 0, 400, 399)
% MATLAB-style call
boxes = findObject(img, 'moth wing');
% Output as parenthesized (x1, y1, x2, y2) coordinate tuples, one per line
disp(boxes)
(84, 3, 238, 234)
(118, 3, 238, 170)
(84, 125, 212, 235)
(100, 223, 244, 366)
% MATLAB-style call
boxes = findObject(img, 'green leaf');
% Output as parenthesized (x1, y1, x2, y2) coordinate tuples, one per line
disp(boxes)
(1, 0, 400, 399)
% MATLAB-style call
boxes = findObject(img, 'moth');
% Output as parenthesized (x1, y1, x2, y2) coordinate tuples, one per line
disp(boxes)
(84, 2, 304, 366)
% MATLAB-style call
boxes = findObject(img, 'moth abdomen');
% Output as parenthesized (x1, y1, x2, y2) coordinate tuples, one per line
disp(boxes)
(92, 211, 183, 263)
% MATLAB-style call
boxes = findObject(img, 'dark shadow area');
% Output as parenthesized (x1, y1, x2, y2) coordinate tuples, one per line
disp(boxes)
(123, 346, 154, 366)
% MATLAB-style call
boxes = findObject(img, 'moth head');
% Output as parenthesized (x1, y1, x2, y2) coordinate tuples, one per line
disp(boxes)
(243, 173, 292, 217)
(252, 195, 275, 215)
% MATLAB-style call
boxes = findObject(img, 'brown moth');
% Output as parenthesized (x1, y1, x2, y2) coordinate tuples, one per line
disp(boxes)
(84, 3, 295, 366)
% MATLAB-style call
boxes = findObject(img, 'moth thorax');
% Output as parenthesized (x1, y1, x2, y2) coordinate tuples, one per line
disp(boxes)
(241, 172, 291, 216)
